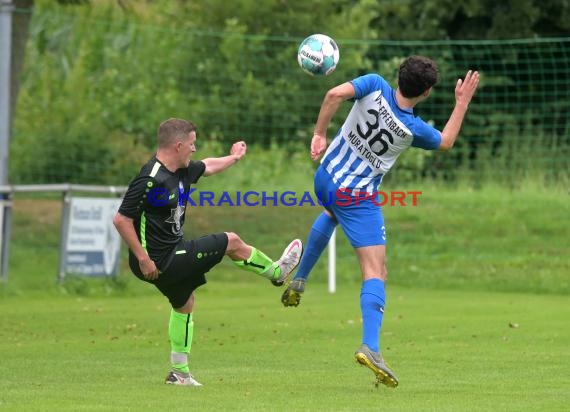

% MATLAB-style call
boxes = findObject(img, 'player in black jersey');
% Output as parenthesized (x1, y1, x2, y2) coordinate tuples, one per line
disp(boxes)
(113, 118, 303, 386)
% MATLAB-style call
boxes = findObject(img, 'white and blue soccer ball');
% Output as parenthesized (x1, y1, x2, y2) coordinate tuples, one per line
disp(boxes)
(297, 34, 340, 76)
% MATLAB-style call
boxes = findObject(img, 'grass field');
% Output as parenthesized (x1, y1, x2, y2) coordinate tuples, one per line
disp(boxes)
(0, 281, 569, 412)
(1, 183, 568, 411)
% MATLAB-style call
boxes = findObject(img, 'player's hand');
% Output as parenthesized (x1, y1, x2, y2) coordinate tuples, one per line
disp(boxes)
(311, 133, 327, 161)
(231, 141, 247, 161)
(139, 256, 161, 280)
(455, 70, 480, 108)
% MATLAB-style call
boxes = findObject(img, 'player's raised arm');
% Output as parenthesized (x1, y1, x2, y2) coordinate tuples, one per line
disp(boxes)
(202, 141, 247, 176)
(439, 70, 480, 151)
(311, 82, 355, 160)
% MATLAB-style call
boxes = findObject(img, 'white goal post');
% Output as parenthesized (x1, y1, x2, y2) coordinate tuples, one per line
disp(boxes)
(327, 228, 336, 293)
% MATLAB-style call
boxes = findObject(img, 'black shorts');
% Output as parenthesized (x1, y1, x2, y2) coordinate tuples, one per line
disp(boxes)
(129, 232, 228, 308)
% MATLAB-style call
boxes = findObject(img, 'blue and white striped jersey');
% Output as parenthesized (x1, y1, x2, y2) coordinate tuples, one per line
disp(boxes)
(321, 73, 441, 193)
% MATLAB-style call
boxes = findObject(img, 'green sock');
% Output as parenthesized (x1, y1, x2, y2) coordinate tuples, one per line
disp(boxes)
(168, 309, 193, 374)
(233, 247, 280, 280)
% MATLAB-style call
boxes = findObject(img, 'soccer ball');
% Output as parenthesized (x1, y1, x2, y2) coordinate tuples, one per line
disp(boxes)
(297, 34, 340, 76)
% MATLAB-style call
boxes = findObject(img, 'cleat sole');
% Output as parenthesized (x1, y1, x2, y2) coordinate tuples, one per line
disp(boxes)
(355, 353, 398, 388)
(281, 289, 302, 307)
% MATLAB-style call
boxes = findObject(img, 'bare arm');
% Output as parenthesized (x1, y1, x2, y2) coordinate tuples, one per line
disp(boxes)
(439, 70, 480, 151)
(311, 82, 356, 160)
(112, 212, 160, 280)
(202, 141, 247, 176)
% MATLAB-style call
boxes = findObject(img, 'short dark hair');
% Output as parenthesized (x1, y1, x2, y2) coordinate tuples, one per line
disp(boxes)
(398, 56, 439, 98)
(157, 118, 197, 148)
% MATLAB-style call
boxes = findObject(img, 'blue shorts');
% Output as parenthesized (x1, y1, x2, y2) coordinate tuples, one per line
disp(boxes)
(314, 166, 386, 248)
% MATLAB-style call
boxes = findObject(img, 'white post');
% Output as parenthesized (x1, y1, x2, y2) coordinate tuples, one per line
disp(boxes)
(0, 0, 12, 182)
(0, 0, 14, 281)
(327, 228, 336, 293)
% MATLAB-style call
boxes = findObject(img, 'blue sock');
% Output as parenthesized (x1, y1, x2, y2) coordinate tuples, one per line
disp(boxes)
(360, 278, 386, 353)
(293, 212, 336, 281)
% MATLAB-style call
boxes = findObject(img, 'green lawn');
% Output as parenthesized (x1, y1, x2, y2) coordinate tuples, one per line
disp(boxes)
(0, 281, 568, 411)
(1, 183, 568, 410)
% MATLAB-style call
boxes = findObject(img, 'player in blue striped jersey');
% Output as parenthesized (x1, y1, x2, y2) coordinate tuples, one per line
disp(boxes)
(282, 56, 479, 387)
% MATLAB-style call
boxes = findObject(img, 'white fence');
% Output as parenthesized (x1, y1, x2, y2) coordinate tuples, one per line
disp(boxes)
(0, 184, 127, 281)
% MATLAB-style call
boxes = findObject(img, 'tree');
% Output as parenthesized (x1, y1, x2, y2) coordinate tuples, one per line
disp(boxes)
(10, 0, 88, 124)
(367, 0, 570, 41)
(10, 0, 33, 124)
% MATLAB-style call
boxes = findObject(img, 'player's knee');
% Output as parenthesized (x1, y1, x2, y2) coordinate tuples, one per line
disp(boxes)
(323, 209, 336, 220)
(175, 293, 195, 313)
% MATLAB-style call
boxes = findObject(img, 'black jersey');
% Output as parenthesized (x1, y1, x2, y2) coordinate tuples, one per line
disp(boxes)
(118, 155, 206, 270)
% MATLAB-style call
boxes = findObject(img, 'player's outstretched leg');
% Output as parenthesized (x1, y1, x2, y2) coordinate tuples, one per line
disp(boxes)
(280, 212, 336, 305)
(270, 239, 304, 286)
(354, 344, 398, 388)
(231, 236, 302, 285)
